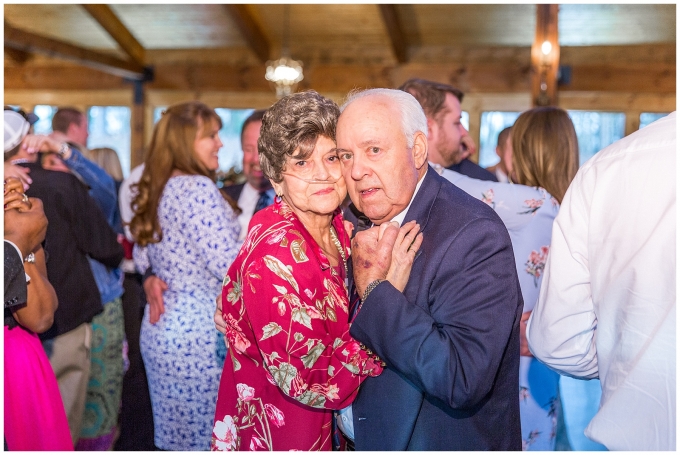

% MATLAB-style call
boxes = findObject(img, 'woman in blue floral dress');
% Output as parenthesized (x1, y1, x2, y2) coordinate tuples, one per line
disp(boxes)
(439, 107, 579, 451)
(130, 102, 240, 450)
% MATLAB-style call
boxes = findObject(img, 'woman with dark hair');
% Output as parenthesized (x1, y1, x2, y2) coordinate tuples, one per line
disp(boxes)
(211, 91, 421, 451)
(440, 106, 579, 451)
(129, 101, 240, 450)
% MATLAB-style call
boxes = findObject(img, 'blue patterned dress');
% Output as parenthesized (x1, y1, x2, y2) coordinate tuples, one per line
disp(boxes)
(134, 175, 240, 450)
(440, 167, 561, 451)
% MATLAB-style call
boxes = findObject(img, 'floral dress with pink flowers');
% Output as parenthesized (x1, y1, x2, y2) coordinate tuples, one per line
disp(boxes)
(212, 199, 383, 451)
(441, 168, 561, 451)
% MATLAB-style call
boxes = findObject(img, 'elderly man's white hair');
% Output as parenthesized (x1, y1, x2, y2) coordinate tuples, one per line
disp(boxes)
(340, 88, 428, 148)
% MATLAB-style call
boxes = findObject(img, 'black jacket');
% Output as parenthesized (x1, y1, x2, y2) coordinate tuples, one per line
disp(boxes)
(21, 163, 124, 340)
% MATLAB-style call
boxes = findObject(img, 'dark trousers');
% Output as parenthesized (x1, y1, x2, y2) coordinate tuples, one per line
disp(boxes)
(114, 272, 155, 451)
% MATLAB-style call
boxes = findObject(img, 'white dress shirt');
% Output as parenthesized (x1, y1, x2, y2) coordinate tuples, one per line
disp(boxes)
(235, 183, 275, 242)
(526, 112, 676, 450)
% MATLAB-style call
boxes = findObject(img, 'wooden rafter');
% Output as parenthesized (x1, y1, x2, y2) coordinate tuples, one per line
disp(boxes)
(4, 21, 145, 80)
(4, 46, 32, 64)
(223, 5, 270, 63)
(81, 4, 146, 67)
(378, 5, 407, 64)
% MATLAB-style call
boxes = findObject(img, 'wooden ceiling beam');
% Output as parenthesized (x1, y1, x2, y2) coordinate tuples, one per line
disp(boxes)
(4, 46, 32, 64)
(4, 22, 146, 80)
(378, 5, 408, 64)
(531, 4, 560, 106)
(7, 60, 673, 94)
(81, 4, 146, 67)
(223, 5, 270, 63)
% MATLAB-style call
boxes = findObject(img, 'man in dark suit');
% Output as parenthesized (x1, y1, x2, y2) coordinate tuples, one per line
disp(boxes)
(221, 109, 276, 241)
(335, 88, 523, 450)
(399, 78, 497, 182)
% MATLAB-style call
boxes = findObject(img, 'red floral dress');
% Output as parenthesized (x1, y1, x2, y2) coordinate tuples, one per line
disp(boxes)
(212, 200, 383, 451)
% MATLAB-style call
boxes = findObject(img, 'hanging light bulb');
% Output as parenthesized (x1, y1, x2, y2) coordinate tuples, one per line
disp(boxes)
(265, 5, 304, 97)
(541, 40, 552, 56)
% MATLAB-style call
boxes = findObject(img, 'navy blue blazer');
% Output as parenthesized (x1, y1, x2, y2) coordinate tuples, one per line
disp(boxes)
(221, 182, 245, 201)
(349, 167, 523, 450)
(448, 158, 498, 182)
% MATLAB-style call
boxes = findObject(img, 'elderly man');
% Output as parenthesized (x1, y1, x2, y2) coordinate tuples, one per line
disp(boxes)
(335, 88, 522, 450)
(399, 78, 497, 182)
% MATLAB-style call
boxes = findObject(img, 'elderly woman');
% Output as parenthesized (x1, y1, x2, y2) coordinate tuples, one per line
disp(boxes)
(440, 107, 579, 451)
(212, 91, 421, 451)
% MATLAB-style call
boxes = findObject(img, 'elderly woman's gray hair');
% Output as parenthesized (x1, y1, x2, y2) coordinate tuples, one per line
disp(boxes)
(340, 88, 428, 148)
(258, 91, 340, 183)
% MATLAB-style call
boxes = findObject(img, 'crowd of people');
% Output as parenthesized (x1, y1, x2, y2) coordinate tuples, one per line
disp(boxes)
(3, 78, 675, 452)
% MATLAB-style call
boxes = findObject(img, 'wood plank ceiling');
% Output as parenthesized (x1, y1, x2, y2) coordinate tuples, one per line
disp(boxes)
(4, 4, 677, 94)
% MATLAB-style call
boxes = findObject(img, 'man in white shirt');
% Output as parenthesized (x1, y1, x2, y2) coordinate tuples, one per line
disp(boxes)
(526, 112, 676, 451)
(221, 110, 275, 241)
(486, 126, 511, 183)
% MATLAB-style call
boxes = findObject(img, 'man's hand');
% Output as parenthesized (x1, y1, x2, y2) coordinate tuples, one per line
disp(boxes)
(386, 221, 423, 292)
(214, 294, 227, 336)
(520, 310, 533, 357)
(21, 134, 63, 155)
(351, 221, 399, 298)
(143, 275, 168, 324)
(4, 163, 32, 191)
(459, 135, 477, 162)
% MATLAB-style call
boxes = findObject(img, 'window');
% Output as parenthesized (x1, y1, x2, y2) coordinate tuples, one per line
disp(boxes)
(32, 105, 57, 135)
(31, 105, 133, 177)
(567, 111, 625, 165)
(154, 106, 254, 175)
(461, 111, 469, 131)
(88, 106, 132, 177)
(478, 111, 520, 168)
(639, 112, 669, 130)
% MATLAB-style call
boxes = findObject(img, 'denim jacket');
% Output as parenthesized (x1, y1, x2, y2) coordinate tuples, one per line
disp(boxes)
(64, 144, 124, 304)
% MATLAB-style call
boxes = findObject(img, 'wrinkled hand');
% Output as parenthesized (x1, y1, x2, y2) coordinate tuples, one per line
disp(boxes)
(144, 275, 168, 324)
(520, 310, 533, 357)
(460, 135, 477, 161)
(4, 163, 32, 191)
(214, 293, 227, 336)
(351, 221, 399, 297)
(385, 221, 423, 292)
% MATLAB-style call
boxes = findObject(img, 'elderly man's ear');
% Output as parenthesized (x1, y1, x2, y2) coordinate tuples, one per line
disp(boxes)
(412, 131, 428, 170)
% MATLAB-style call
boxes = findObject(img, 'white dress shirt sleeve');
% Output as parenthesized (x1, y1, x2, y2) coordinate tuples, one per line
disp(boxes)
(526, 166, 599, 379)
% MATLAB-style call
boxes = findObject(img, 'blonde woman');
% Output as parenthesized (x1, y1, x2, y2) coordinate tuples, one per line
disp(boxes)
(440, 107, 579, 451)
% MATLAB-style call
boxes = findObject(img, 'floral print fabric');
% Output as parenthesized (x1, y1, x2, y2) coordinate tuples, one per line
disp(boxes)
(442, 168, 560, 451)
(134, 175, 241, 450)
(212, 200, 382, 451)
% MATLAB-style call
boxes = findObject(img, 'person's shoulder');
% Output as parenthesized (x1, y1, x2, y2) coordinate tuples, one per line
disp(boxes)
(25, 164, 88, 194)
(241, 206, 296, 255)
(455, 159, 498, 182)
(222, 182, 245, 200)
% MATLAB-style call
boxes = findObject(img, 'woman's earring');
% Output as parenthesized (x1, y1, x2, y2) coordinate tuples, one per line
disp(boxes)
(275, 194, 282, 203)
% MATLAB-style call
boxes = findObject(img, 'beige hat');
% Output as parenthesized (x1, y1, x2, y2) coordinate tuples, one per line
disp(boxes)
(4, 110, 30, 153)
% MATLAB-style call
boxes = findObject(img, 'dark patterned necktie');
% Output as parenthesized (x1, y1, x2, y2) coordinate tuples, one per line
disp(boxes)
(348, 215, 372, 322)
(253, 190, 272, 214)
